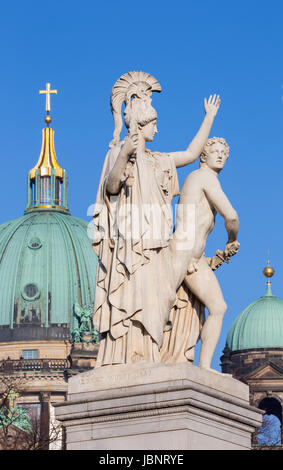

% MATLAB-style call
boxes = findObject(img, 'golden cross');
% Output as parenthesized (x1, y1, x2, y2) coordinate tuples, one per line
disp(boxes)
(39, 83, 57, 112)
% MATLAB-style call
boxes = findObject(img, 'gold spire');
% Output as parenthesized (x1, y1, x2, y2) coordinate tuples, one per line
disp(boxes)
(29, 127, 63, 179)
(29, 83, 63, 179)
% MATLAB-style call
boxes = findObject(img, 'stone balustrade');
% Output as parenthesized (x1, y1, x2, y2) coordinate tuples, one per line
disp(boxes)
(0, 358, 69, 372)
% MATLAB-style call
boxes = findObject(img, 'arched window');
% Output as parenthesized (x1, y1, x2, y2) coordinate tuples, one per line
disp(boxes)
(257, 397, 282, 446)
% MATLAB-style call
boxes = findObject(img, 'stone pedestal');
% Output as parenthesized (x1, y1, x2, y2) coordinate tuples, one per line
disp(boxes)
(67, 342, 99, 375)
(55, 362, 263, 450)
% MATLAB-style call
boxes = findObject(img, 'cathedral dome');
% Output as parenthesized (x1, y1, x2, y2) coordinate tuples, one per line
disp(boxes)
(227, 261, 283, 351)
(0, 210, 96, 342)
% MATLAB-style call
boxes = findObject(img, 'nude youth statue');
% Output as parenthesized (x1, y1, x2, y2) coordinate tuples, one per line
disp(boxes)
(171, 137, 240, 370)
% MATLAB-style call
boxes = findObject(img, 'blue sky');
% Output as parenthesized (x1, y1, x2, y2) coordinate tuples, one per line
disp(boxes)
(1, 0, 283, 370)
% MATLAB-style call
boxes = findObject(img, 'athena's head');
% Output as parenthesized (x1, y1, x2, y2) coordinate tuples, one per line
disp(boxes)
(110, 71, 161, 147)
(124, 82, 157, 134)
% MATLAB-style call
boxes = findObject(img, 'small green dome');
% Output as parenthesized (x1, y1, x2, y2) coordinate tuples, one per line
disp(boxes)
(0, 209, 97, 340)
(227, 285, 283, 351)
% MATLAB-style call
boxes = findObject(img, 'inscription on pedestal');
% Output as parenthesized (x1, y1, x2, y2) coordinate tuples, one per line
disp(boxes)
(79, 366, 152, 390)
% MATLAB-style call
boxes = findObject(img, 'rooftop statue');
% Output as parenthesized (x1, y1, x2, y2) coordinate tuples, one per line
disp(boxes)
(92, 71, 239, 370)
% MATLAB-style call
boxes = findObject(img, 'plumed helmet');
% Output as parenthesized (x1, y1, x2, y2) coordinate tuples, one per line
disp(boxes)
(110, 71, 161, 147)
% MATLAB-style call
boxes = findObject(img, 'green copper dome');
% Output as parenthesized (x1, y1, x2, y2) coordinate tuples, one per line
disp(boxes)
(0, 210, 97, 340)
(227, 281, 283, 351)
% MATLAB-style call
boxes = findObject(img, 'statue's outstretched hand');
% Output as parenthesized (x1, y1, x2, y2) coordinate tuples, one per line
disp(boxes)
(204, 94, 221, 117)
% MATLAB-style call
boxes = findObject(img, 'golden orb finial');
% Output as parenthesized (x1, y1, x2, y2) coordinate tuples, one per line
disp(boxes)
(44, 114, 52, 125)
(263, 258, 275, 279)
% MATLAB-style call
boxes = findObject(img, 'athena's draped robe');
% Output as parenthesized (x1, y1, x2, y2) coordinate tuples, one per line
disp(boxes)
(92, 143, 204, 366)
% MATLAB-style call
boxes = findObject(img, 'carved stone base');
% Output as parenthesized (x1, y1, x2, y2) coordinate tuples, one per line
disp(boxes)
(55, 362, 263, 450)
(67, 343, 99, 375)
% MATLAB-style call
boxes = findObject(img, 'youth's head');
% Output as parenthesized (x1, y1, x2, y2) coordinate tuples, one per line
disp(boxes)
(200, 137, 229, 172)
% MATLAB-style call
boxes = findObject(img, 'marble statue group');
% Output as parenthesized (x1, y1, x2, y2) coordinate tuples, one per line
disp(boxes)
(92, 71, 240, 371)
